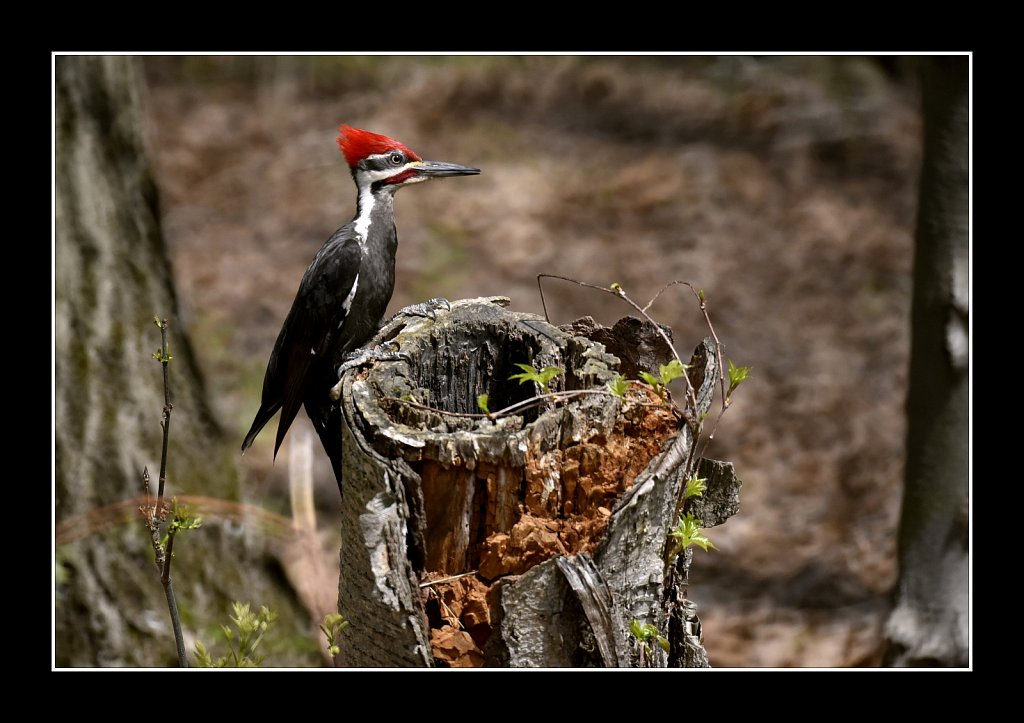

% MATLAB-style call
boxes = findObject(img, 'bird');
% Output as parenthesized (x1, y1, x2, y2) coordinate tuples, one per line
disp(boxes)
(241, 124, 480, 492)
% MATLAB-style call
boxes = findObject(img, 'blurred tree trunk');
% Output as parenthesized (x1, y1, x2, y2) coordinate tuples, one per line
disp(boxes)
(54, 56, 310, 666)
(885, 57, 969, 667)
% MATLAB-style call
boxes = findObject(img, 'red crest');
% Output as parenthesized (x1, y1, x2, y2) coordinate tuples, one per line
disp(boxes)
(337, 125, 421, 168)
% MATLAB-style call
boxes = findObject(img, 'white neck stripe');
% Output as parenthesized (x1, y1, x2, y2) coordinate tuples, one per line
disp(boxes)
(352, 160, 420, 245)
(353, 182, 376, 246)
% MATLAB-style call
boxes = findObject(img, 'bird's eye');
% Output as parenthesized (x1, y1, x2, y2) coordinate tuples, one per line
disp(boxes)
(389, 153, 403, 165)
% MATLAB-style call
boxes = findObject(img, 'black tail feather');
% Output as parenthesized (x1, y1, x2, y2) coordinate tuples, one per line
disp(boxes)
(309, 403, 344, 495)
(241, 402, 281, 454)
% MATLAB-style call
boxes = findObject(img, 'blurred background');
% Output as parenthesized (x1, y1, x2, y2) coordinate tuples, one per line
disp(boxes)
(56, 55, 935, 667)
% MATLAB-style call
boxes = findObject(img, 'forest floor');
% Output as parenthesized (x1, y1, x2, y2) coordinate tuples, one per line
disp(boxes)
(144, 55, 921, 667)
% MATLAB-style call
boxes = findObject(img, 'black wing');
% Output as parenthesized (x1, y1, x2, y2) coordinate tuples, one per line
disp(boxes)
(241, 226, 362, 458)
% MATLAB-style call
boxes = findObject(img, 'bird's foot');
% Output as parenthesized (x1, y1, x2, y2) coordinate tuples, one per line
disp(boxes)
(374, 298, 452, 342)
(336, 342, 411, 378)
(396, 297, 451, 321)
(331, 343, 411, 400)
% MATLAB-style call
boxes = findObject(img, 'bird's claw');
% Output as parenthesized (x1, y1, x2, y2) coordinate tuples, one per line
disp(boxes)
(398, 297, 451, 321)
(336, 342, 410, 378)
(374, 298, 451, 341)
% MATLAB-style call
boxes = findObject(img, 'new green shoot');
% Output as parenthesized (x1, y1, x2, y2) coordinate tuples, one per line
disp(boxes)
(670, 512, 718, 554)
(607, 374, 632, 398)
(509, 363, 563, 394)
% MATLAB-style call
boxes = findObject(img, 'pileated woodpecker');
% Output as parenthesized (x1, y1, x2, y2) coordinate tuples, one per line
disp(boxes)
(241, 125, 479, 490)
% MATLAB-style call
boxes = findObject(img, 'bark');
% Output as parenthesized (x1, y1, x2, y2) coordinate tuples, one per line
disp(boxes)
(55, 57, 221, 520)
(54, 56, 310, 666)
(885, 57, 970, 667)
(337, 297, 741, 667)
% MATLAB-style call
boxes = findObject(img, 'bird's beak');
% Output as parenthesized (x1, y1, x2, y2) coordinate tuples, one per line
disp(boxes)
(413, 160, 481, 177)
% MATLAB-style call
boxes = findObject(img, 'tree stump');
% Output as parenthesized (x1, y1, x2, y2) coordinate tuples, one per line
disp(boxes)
(336, 297, 741, 667)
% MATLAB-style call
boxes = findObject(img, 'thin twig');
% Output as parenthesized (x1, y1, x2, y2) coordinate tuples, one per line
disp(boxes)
(140, 318, 188, 668)
(161, 529, 176, 586)
(424, 587, 464, 630)
(537, 274, 736, 448)
(535, 274, 746, 510)
(489, 389, 616, 419)
(384, 387, 674, 424)
(162, 531, 187, 666)
(439, 596, 463, 630)
(386, 389, 605, 420)
(537, 275, 700, 426)
(641, 279, 689, 314)
(141, 467, 166, 570)
(156, 319, 173, 505)
(681, 285, 728, 419)
(675, 285, 730, 456)
(419, 570, 480, 588)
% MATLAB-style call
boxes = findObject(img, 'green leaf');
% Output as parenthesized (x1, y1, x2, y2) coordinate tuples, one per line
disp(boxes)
(322, 613, 345, 630)
(638, 371, 660, 387)
(687, 529, 717, 552)
(658, 359, 689, 385)
(728, 359, 751, 393)
(606, 375, 632, 398)
(535, 366, 563, 387)
(477, 394, 491, 414)
(656, 636, 670, 653)
(321, 611, 350, 654)
(670, 513, 718, 554)
(508, 363, 563, 393)
(167, 498, 203, 536)
(684, 474, 707, 500)
(194, 640, 213, 668)
(629, 619, 659, 642)
(202, 601, 281, 667)
(508, 364, 534, 385)
(260, 606, 278, 626)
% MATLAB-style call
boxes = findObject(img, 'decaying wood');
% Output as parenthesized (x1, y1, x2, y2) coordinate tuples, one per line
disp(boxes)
(337, 297, 741, 667)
